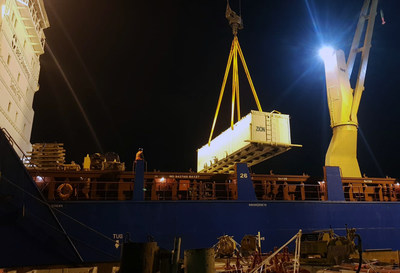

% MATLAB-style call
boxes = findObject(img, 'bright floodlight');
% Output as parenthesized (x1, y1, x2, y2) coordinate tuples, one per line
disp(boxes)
(319, 46, 335, 61)
(319, 46, 337, 72)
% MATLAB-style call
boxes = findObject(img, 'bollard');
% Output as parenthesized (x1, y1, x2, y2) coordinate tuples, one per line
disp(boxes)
(184, 248, 215, 273)
(119, 242, 158, 273)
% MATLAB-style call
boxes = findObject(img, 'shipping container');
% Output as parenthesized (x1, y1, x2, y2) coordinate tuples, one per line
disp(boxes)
(197, 110, 300, 173)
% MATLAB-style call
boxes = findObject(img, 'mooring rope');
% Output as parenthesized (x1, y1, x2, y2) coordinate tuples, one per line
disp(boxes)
(2, 175, 116, 244)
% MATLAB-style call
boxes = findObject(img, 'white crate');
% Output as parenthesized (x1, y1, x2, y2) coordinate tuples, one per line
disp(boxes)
(197, 110, 296, 173)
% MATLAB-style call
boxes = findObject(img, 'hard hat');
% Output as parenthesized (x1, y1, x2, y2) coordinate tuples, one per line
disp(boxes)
(138, 148, 143, 151)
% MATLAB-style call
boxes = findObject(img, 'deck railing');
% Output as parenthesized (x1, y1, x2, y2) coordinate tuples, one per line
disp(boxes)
(32, 173, 325, 202)
(33, 176, 134, 201)
(30, 170, 399, 202)
(343, 182, 400, 201)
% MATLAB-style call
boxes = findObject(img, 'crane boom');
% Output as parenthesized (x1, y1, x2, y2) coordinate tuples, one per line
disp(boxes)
(350, 0, 378, 124)
(346, 0, 372, 78)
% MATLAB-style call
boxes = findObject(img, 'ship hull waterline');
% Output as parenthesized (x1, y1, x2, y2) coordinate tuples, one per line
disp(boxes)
(51, 199, 400, 262)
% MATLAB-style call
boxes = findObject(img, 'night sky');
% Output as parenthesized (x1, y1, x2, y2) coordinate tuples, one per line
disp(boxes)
(31, 0, 400, 178)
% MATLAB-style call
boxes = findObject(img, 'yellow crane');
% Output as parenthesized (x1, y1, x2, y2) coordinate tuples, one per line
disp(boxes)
(320, 0, 379, 177)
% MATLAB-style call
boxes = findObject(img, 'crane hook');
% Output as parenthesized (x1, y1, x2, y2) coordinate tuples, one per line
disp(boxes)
(226, 0, 243, 35)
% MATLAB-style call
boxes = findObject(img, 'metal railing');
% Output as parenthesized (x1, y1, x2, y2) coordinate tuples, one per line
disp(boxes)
(33, 177, 134, 201)
(343, 182, 400, 201)
(253, 181, 326, 201)
(143, 179, 326, 201)
(1, 127, 28, 162)
(29, 173, 328, 202)
(27, 169, 400, 202)
(143, 180, 237, 201)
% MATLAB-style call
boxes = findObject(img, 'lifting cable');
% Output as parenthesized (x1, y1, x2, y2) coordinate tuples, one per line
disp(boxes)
(208, 36, 263, 145)
(208, 2, 263, 145)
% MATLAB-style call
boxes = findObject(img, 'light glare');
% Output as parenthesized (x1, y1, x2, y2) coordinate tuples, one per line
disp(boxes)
(319, 46, 336, 72)
(319, 46, 335, 61)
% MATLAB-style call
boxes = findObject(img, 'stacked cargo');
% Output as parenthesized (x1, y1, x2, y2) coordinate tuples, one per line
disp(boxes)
(25, 143, 66, 170)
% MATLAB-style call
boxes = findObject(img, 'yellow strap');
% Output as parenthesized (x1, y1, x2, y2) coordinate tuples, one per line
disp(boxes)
(231, 41, 238, 129)
(237, 41, 263, 112)
(208, 36, 263, 145)
(234, 39, 241, 122)
(208, 40, 235, 145)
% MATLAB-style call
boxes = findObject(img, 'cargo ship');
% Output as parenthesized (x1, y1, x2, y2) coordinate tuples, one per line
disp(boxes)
(1, 0, 400, 269)
(2, 127, 400, 268)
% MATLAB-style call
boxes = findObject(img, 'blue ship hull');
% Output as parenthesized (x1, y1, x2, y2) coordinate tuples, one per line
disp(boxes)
(53, 199, 400, 262)
(1, 129, 400, 267)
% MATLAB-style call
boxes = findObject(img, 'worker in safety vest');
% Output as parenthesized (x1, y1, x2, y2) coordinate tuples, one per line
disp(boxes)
(135, 148, 144, 162)
(133, 148, 144, 172)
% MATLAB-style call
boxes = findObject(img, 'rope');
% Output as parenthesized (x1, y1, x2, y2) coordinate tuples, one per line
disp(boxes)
(2, 175, 116, 244)
(25, 206, 119, 259)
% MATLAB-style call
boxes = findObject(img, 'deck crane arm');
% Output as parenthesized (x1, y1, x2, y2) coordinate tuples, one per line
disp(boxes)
(321, 0, 378, 177)
(349, 0, 378, 124)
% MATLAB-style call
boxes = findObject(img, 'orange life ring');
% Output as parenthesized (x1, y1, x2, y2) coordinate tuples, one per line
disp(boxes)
(57, 183, 73, 200)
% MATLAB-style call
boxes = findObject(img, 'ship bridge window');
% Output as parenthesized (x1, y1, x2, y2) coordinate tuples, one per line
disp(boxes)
(7, 54, 10, 65)
(7, 101, 11, 112)
(15, 111, 18, 122)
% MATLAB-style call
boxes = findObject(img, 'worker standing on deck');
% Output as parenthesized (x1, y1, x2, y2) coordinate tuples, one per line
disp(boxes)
(135, 148, 144, 162)
(133, 148, 144, 172)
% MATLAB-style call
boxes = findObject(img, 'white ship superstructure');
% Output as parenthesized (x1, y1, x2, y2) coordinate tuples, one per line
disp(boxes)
(0, 0, 49, 156)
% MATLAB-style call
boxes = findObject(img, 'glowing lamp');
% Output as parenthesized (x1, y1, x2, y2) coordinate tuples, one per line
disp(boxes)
(319, 46, 336, 72)
(35, 176, 44, 183)
(319, 46, 335, 60)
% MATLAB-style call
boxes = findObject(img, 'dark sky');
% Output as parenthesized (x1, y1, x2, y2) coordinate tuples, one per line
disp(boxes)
(31, 0, 400, 178)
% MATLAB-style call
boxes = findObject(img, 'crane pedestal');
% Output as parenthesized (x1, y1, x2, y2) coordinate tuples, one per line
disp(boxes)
(325, 124, 361, 178)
